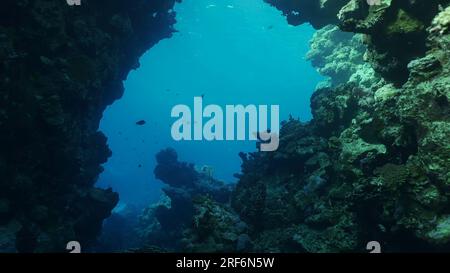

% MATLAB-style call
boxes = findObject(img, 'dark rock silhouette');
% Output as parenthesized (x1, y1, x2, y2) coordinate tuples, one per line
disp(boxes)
(135, 148, 238, 251)
(0, 0, 178, 252)
(154, 148, 198, 188)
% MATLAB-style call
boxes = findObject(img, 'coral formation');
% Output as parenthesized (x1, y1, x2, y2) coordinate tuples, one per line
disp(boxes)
(270, 0, 450, 85)
(307, 25, 381, 89)
(0, 0, 178, 252)
(182, 196, 250, 252)
(1, 0, 448, 253)
(134, 149, 235, 252)
(230, 2, 450, 252)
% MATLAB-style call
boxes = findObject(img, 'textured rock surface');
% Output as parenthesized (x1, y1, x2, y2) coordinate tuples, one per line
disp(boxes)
(231, 3, 450, 252)
(268, 0, 450, 85)
(1, 0, 448, 253)
(0, 0, 178, 252)
(306, 25, 379, 88)
(134, 149, 234, 252)
(182, 196, 250, 252)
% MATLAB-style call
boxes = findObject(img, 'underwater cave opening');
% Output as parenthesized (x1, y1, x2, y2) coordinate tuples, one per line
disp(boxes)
(96, 0, 324, 209)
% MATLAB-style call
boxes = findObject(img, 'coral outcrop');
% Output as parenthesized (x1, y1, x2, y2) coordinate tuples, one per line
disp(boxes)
(1, 0, 448, 253)
(182, 196, 251, 252)
(269, 0, 450, 85)
(135, 148, 235, 252)
(306, 25, 379, 88)
(0, 0, 178, 252)
(231, 3, 450, 252)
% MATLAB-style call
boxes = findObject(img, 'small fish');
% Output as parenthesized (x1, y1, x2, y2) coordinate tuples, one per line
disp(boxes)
(136, 120, 146, 126)
(267, 25, 274, 30)
(201, 93, 205, 98)
(138, 164, 142, 168)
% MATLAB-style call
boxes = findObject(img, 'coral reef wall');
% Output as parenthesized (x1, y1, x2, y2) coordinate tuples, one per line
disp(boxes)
(268, 0, 450, 85)
(306, 25, 376, 87)
(231, 1, 450, 252)
(1, 0, 448, 253)
(0, 0, 178, 252)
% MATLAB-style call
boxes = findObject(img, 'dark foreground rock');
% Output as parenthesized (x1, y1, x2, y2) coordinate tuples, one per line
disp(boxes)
(0, 0, 178, 252)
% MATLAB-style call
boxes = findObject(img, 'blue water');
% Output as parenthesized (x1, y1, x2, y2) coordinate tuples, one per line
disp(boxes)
(97, 0, 323, 207)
